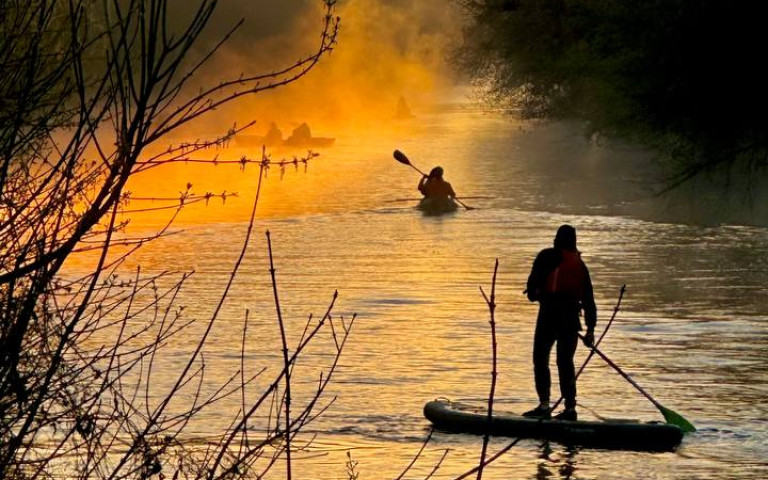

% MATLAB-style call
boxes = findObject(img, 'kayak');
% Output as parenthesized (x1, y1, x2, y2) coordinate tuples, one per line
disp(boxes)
(417, 197, 459, 215)
(423, 400, 684, 451)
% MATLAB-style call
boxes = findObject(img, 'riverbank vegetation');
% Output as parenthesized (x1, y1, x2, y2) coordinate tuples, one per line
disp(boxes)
(455, 0, 768, 188)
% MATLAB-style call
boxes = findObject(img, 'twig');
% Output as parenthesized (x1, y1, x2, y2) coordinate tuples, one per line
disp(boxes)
(476, 259, 499, 480)
(394, 428, 434, 480)
(240, 309, 250, 452)
(266, 230, 293, 480)
(424, 449, 450, 480)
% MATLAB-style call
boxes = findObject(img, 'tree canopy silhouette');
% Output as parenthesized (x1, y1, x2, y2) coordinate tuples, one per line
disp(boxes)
(456, 0, 768, 186)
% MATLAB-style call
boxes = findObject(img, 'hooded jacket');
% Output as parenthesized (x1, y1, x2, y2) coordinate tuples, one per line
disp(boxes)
(526, 247, 597, 331)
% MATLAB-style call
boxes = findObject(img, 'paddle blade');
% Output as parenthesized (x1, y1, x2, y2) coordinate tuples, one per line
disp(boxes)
(393, 149, 411, 165)
(659, 405, 696, 433)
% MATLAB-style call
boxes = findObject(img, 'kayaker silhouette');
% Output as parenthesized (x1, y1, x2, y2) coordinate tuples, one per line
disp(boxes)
(417, 166, 456, 199)
(523, 224, 597, 421)
(393, 151, 474, 211)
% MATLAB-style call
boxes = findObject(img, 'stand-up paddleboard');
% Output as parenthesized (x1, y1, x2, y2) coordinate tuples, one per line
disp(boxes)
(424, 400, 684, 451)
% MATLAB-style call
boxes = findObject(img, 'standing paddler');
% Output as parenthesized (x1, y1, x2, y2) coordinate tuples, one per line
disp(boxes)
(523, 225, 597, 421)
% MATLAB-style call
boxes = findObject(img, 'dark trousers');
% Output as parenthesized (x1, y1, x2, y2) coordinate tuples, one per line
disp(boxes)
(533, 318, 579, 409)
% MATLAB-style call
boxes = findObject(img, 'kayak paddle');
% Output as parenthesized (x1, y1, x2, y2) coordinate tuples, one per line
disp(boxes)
(577, 334, 696, 433)
(392, 149, 475, 210)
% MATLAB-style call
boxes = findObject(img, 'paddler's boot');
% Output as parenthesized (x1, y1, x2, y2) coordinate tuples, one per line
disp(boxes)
(554, 408, 577, 421)
(522, 404, 551, 419)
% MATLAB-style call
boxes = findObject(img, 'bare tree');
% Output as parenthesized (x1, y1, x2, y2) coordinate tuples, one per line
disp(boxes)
(0, 1, 346, 478)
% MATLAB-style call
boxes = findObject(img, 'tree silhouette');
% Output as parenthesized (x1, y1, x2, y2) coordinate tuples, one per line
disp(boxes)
(456, 0, 768, 186)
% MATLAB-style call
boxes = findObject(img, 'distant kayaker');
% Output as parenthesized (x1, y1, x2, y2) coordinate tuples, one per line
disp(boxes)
(418, 166, 456, 199)
(523, 224, 597, 421)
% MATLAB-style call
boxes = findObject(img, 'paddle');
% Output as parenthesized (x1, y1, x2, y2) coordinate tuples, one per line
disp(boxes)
(575, 285, 626, 380)
(577, 333, 696, 433)
(393, 149, 475, 210)
(546, 285, 626, 418)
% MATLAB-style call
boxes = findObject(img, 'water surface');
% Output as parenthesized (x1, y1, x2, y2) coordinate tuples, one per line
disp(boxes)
(90, 108, 768, 479)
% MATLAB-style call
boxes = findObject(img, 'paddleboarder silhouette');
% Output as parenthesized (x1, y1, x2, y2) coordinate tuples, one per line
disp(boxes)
(523, 224, 597, 421)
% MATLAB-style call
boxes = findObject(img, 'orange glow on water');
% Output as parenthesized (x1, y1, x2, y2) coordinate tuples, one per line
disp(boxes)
(123, 1, 463, 227)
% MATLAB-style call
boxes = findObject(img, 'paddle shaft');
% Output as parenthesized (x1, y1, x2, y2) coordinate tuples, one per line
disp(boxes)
(575, 285, 626, 380)
(548, 285, 625, 414)
(577, 333, 664, 411)
(403, 161, 426, 177)
(453, 197, 473, 210)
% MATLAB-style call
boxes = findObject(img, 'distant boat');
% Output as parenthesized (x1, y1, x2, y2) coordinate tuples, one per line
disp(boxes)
(283, 122, 335, 148)
(396, 96, 414, 119)
(234, 122, 334, 148)
(283, 123, 336, 147)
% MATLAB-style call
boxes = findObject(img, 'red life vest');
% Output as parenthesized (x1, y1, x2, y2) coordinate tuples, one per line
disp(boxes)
(545, 250, 586, 301)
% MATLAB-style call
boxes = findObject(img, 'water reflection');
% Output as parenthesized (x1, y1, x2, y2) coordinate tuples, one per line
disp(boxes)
(69, 107, 768, 480)
(534, 443, 581, 480)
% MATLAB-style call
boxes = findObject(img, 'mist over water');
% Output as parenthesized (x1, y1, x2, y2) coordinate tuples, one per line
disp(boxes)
(92, 106, 767, 479)
(177, 0, 461, 136)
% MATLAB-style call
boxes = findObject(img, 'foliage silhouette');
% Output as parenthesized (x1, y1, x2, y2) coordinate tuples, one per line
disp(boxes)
(456, 0, 768, 186)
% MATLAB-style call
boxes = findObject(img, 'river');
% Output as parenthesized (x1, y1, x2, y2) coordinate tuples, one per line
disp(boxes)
(91, 106, 768, 479)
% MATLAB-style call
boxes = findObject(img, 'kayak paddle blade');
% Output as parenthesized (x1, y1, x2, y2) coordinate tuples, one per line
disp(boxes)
(393, 149, 411, 165)
(660, 405, 696, 433)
